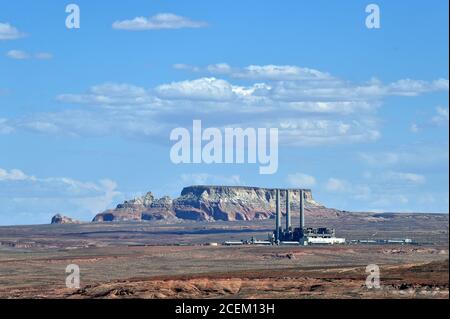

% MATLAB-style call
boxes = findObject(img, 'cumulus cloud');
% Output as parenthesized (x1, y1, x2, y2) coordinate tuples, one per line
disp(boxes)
(176, 63, 450, 97)
(205, 63, 332, 81)
(4, 64, 449, 147)
(155, 77, 237, 101)
(113, 13, 207, 30)
(0, 22, 25, 40)
(286, 173, 317, 188)
(0, 167, 121, 225)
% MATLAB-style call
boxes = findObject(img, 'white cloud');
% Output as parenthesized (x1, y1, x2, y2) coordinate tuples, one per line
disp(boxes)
(384, 171, 426, 184)
(266, 77, 447, 101)
(432, 106, 449, 126)
(6, 49, 29, 59)
(319, 167, 446, 213)
(410, 123, 420, 133)
(286, 173, 317, 188)
(35, 52, 53, 59)
(0, 168, 32, 181)
(0, 22, 25, 40)
(205, 63, 332, 81)
(324, 178, 371, 199)
(359, 144, 449, 168)
(155, 77, 237, 101)
(176, 64, 449, 97)
(206, 63, 233, 75)
(68, 179, 120, 218)
(16, 109, 167, 138)
(153, 77, 270, 104)
(4, 64, 448, 147)
(286, 101, 374, 115)
(389, 78, 449, 96)
(6, 50, 53, 60)
(173, 63, 201, 72)
(113, 13, 207, 30)
(163, 72, 448, 104)
(0, 167, 121, 225)
(359, 152, 401, 166)
(0, 118, 14, 134)
(321, 176, 416, 211)
(57, 82, 156, 109)
(175, 63, 333, 81)
(325, 178, 349, 192)
(277, 118, 380, 145)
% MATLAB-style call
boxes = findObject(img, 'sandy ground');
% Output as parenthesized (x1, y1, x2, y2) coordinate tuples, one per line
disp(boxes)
(0, 244, 448, 299)
(0, 218, 448, 299)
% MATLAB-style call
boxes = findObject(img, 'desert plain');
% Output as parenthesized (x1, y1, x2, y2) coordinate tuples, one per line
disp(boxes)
(0, 213, 448, 299)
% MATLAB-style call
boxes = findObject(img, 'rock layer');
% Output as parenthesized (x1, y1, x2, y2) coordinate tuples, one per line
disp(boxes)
(93, 185, 338, 222)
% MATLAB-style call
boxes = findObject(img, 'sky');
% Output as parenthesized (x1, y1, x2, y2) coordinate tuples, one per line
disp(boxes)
(0, 0, 448, 225)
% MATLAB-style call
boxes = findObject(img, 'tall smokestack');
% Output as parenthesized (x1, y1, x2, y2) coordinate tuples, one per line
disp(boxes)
(299, 189, 305, 231)
(276, 189, 281, 241)
(285, 189, 291, 230)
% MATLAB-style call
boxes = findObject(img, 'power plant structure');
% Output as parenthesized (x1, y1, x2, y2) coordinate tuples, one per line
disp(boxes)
(272, 189, 345, 245)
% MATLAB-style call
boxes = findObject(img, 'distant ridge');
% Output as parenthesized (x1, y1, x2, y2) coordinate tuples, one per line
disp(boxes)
(92, 185, 330, 222)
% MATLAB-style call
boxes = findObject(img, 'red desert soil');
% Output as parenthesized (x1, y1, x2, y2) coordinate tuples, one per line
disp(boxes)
(2, 260, 447, 299)
(0, 218, 447, 299)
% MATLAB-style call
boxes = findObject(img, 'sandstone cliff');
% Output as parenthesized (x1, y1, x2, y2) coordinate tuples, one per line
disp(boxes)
(93, 185, 340, 222)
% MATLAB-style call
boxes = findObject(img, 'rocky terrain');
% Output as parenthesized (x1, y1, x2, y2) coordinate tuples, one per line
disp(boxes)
(93, 185, 334, 222)
(0, 212, 447, 299)
(51, 214, 82, 225)
(61, 260, 450, 299)
(0, 244, 447, 299)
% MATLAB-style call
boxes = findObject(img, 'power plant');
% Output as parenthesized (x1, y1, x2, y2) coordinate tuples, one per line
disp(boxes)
(272, 189, 345, 245)
(219, 188, 416, 246)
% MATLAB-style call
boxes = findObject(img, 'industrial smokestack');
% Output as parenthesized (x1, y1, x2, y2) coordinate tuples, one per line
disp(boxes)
(275, 189, 281, 241)
(299, 189, 305, 231)
(285, 189, 291, 230)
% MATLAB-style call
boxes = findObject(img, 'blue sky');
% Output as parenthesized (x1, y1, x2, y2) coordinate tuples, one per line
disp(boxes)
(0, 0, 448, 225)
